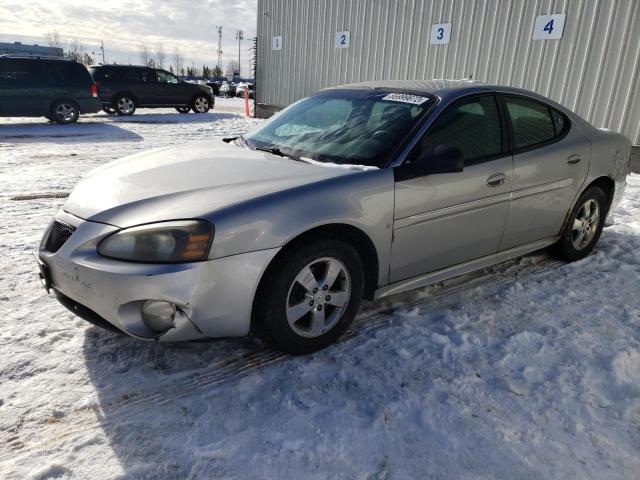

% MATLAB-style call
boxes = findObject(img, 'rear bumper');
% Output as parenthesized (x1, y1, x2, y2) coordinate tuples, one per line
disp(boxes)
(78, 98, 101, 114)
(36, 210, 279, 341)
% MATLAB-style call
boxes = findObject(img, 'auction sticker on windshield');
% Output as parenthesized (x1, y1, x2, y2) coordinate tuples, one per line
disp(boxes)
(381, 93, 430, 105)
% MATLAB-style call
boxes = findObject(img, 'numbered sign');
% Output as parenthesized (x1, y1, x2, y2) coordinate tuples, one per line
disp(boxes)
(336, 31, 350, 48)
(533, 14, 566, 40)
(430, 23, 452, 45)
(272, 35, 283, 50)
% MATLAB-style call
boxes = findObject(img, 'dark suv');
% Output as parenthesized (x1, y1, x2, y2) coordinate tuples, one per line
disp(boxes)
(89, 65, 215, 115)
(0, 56, 100, 124)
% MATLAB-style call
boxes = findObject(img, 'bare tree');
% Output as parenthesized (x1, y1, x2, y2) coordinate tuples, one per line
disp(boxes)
(155, 43, 166, 70)
(46, 30, 64, 56)
(225, 60, 239, 76)
(66, 39, 85, 62)
(140, 43, 155, 67)
(172, 47, 184, 77)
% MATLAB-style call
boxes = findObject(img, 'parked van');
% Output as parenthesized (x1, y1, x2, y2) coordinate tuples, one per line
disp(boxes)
(0, 56, 100, 124)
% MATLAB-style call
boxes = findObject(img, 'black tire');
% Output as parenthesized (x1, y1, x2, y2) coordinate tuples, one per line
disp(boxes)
(191, 95, 211, 113)
(252, 239, 364, 355)
(114, 94, 136, 116)
(175, 106, 191, 114)
(549, 186, 608, 262)
(50, 100, 79, 124)
(102, 106, 116, 115)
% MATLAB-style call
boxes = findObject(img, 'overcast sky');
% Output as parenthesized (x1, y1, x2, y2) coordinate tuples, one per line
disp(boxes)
(0, 0, 257, 76)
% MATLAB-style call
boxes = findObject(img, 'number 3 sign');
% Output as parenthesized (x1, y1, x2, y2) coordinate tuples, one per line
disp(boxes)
(430, 23, 452, 45)
(533, 14, 566, 40)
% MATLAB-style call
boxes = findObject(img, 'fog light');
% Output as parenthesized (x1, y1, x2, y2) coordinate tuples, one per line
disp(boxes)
(141, 300, 176, 333)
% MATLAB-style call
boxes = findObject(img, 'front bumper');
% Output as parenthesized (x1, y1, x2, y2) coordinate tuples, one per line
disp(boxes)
(36, 210, 279, 341)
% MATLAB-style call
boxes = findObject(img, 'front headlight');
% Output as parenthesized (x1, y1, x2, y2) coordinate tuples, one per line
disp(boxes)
(98, 220, 213, 263)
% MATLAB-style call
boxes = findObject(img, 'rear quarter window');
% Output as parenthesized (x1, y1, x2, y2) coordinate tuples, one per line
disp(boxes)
(504, 96, 559, 150)
(44, 62, 91, 86)
(0, 60, 39, 83)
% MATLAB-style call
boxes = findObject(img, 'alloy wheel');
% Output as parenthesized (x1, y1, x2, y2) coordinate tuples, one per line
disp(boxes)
(571, 199, 600, 250)
(117, 97, 135, 114)
(55, 103, 76, 122)
(193, 96, 209, 113)
(285, 257, 351, 338)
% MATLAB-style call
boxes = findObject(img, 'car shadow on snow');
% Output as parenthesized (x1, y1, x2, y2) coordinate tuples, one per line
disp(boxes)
(106, 111, 241, 124)
(0, 121, 143, 143)
(80, 229, 640, 478)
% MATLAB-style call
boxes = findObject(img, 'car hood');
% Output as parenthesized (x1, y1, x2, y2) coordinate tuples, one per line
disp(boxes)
(64, 140, 357, 227)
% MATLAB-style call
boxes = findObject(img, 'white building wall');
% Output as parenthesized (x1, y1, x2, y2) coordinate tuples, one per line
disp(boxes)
(256, 0, 640, 144)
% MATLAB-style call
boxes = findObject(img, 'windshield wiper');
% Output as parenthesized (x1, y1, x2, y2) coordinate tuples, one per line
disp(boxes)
(255, 145, 305, 163)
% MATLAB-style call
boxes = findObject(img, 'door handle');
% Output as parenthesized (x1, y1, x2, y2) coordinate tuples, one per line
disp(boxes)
(567, 154, 582, 165)
(486, 173, 506, 187)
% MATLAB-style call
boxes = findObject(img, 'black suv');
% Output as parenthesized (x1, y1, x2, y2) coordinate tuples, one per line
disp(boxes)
(89, 65, 215, 115)
(0, 56, 100, 124)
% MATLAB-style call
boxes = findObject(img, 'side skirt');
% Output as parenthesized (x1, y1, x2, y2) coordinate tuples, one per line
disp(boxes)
(374, 237, 559, 300)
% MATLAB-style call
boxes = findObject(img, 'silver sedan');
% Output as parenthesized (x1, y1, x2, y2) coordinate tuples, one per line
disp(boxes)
(36, 80, 631, 354)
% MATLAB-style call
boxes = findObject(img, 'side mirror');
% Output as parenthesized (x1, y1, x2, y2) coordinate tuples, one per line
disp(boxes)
(394, 145, 464, 181)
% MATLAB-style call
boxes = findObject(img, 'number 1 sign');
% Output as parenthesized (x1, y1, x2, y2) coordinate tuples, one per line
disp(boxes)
(533, 14, 566, 40)
(430, 23, 452, 45)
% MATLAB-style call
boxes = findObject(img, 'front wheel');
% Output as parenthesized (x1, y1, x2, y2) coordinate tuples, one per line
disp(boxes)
(192, 95, 211, 113)
(102, 106, 116, 115)
(549, 186, 607, 261)
(50, 100, 79, 124)
(175, 106, 191, 114)
(253, 239, 364, 355)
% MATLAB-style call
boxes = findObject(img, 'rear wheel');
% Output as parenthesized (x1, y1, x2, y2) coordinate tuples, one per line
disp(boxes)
(115, 95, 136, 115)
(252, 239, 364, 355)
(50, 100, 79, 124)
(192, 95, 210, 113)
(550, 186, 607, 261)
(175, 106, 191, 114)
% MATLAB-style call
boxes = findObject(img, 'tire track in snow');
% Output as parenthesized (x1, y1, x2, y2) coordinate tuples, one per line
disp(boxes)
(0, 256, 564, 460)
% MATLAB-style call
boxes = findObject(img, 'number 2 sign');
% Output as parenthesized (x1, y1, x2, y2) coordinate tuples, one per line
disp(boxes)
(533, 14, 566, 40)
(336, 31, 350, 48)
(430, 23, 452, 45)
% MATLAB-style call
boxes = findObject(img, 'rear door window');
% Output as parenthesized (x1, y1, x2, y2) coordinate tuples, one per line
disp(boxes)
(504, 96, 558, 150)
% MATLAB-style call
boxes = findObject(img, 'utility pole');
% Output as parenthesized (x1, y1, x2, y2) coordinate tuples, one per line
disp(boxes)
(100, 40, 105, 64)
(216, 26, 223, 73)
(236, 29, 243, 77)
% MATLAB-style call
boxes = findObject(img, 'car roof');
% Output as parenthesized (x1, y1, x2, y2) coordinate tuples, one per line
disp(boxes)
(0, 55, 75, 62)
(89, 64, 152, 69)
(326, 79, 574, 114)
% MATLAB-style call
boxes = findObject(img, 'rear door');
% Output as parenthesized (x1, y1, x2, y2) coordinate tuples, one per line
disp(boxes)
(0, 59, 44, 116)
(390, 94, 513, 282)
(498, 95, 590, 250)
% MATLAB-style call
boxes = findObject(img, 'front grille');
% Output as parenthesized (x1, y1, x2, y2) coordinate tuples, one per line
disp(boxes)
(44, 221, 75, 253)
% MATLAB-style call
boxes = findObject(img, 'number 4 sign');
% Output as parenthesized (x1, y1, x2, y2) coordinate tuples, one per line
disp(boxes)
(533, 14, 566, 40)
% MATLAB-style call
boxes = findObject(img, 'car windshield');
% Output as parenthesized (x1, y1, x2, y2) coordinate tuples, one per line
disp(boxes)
(244, 89, 436, 167)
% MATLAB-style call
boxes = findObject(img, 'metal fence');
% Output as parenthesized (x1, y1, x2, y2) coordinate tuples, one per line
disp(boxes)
(256, 0, 640, 144)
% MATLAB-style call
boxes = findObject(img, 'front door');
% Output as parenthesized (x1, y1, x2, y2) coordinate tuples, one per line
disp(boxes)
(498, 95, 590, 250)
(390, 94, 513, 282)
(0, 59, 45, 116)
(154, 69, 189, 105)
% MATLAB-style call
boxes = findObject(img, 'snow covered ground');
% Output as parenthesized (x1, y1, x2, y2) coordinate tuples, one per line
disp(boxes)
(1, 99, 639, 479)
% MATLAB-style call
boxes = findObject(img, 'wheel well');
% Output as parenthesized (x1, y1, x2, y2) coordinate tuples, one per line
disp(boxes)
(112, 92, 137, 105)
(49, 98, 79, 112)
(257, 224, 380, 302)
(586, 176, 615, 212)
